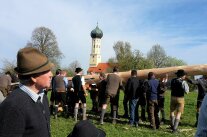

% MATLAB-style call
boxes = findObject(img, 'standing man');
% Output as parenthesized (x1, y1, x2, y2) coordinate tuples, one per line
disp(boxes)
(100, 67, 123, 124)
(187, 75, 207, 127)
(158, 75, 168, 124)
(0, 47, 53, 137)
(50, 69, 61, 115)
(72, 67, 87, 122)
(53, 70, 69, 118)
(170, 69, 189, 133)
(145, 72, 160, 130)
(97, 72, 107, 112)
(88, 83, 99, 113)
(125, 70, 141, 127)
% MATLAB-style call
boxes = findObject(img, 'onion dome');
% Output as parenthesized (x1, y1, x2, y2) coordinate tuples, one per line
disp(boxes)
(90, 24, 103, 39)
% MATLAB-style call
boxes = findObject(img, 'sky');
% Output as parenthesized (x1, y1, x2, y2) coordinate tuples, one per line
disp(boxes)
(0, 0, 207, 72)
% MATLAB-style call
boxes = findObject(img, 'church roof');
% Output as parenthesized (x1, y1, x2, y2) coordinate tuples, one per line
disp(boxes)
(87, 63, 111, 73)
(90, 25, 103, 39)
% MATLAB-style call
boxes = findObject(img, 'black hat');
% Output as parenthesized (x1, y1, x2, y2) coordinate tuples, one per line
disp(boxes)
(75, 67, 83, 73)
(175, 69, 187, 77)
(113, 66, 119, 72)
(68, 120, 106, 137)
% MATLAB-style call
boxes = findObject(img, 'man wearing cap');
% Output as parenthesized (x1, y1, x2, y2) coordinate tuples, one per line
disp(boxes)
(170, 69, 189, 133)
(72, 67, 87, 121)
(0, 47, 53, 137)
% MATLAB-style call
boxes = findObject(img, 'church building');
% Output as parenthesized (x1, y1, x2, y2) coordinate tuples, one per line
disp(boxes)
(87, 24, 112, 74)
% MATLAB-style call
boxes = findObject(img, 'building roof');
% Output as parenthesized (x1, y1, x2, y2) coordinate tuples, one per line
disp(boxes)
(87, 63, 111, 73)
(90, 25, 103, 39)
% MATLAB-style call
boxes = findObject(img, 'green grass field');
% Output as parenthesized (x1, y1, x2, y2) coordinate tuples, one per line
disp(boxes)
(50, 91, 198, 137)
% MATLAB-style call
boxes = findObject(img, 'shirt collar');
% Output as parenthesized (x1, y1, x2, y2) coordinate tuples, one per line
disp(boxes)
(19, 83, 40, 103)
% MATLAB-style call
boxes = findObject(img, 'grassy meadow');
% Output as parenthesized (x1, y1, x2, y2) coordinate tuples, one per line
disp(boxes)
(49, 91, 198, 137)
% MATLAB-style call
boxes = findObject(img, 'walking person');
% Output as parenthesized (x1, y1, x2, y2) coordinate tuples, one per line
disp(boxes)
(0, 47, 53, 137)
(144, 72, 160, 130)
(72, 67, 88, 122)
(125, 70, 141, 127)
(170, 69, 189, 133)
(100, 67, 123, 124)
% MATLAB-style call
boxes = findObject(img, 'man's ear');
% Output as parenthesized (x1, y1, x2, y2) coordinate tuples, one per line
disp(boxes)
(31, 77, 37, 83)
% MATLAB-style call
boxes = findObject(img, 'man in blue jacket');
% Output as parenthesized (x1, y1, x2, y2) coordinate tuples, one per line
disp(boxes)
(144, 72, 160, 130)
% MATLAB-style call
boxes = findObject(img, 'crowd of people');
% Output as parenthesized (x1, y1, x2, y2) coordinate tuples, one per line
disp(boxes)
(0, 46, 207, 137)
(50, 65, 207, 135)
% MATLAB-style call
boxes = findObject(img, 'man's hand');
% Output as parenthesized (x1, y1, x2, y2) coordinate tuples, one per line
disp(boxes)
(70, 88, 74, 92)
(84, 92, 88, 97)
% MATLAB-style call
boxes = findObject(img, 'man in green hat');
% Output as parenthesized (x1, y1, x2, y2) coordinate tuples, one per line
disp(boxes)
(0, 47, 54, 137)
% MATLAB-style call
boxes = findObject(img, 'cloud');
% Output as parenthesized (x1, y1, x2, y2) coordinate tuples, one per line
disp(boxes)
(0, 0, 207, 72)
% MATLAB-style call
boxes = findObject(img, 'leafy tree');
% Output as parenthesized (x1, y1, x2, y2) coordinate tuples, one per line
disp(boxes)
(133, 50, 154, 69)
(165, 56, 187, 67)
(27, 26, 63, 67)
(109, 41, 154, 71)
(111, 41, 134, 71)
(147, 44, 167, 68)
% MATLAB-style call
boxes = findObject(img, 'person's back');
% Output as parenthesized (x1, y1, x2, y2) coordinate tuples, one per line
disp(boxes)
(148, 78, 159, 100)
(126, 76, 140, 99)
(171, 78, 185, 97)
(72, 75, 82, 93)
(106, 73, 121, 96)
(53, 75, 66, 92)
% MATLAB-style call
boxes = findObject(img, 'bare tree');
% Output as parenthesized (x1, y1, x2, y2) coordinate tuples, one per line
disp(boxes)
(27, 26, 63, 67)
(0, 59, 16, 74)
(64, 60, 81, 76)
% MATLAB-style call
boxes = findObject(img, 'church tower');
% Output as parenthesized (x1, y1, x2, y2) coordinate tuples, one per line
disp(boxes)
(89, 24, 103, 67)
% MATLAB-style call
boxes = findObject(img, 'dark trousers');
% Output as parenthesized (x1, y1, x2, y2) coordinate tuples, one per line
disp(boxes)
(55, 92, 67, 106)
(123, 95, 129, 116)
(148, 99, 160, 129)
(66, 91, 76, 114)
(138, 96, 147, 121)
(90, 91, 99, 112)
(129, 98, 139, 125)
